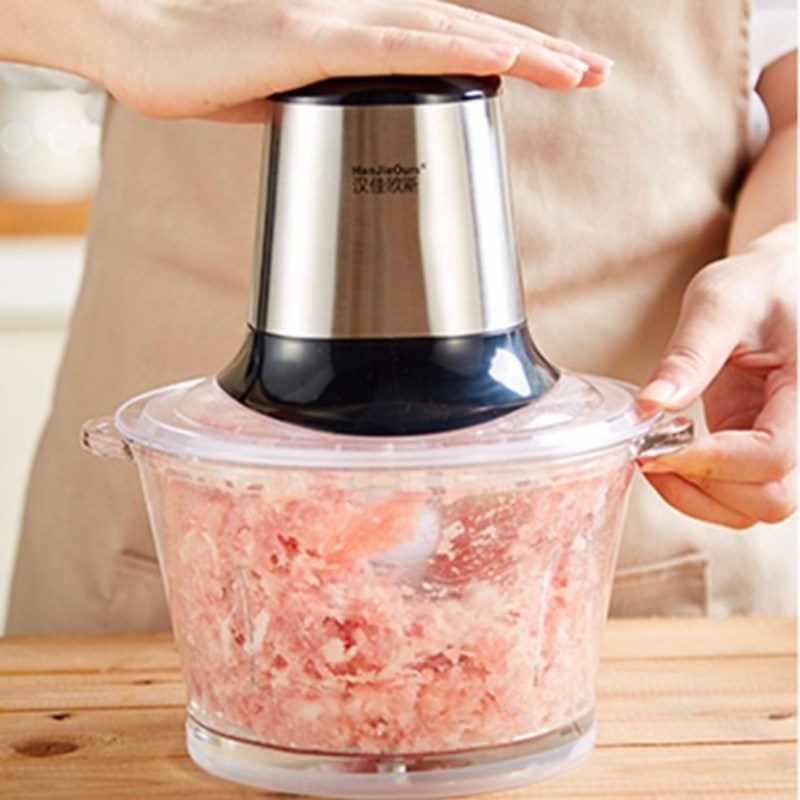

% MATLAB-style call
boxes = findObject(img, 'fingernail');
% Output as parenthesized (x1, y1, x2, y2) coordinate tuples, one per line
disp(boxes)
(587, 54, 615, 73)
(540, 49, 589, 76)
(485, 44, 521, 67)
(557, 53, 591, 73)
(638, 379, 679, 405)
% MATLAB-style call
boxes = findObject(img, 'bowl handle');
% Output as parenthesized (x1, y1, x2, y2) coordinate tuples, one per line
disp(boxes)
(637, 415, 694, 460)
(81, 417, 133, 461)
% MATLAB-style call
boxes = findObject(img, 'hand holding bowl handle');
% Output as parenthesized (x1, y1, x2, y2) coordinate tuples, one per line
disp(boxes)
(639, 224, 797, 529)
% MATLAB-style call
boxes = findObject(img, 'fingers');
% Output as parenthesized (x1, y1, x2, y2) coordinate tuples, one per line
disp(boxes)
(575, 69, 608, 89)
(408, 0, 614, 77)
(641, 429, 793, 483)
(641, 367, 796, 527)
(361, 4, 609, 88)
(638, 271, 747, 409)
(690, 472, 797, 524)
(644, 473, 758, 529)
(644, 470, 796, 527)
(641, 370, 797, 483)
(316, 23, 523, 79)
(701, 365, 763, 433)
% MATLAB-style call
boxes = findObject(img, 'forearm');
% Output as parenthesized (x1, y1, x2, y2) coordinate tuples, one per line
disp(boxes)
(728, 121, 798, 254)
(0, 0, 106, 82)
(729, 49, 798, 255)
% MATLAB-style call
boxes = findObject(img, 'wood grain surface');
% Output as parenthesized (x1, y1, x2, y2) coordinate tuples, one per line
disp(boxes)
(0, 198, 91, 235)
(0, 617, 796, 799)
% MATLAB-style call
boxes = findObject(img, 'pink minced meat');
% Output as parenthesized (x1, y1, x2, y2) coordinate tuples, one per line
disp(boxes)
(141, 452, 632, 754)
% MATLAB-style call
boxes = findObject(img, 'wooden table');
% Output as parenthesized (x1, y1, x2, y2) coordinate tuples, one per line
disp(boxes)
(0, 197, 91, 235)
(0, 617, 795, 798)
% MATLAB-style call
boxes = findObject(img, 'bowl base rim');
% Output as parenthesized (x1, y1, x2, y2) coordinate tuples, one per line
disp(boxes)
(186, 712, 595, 798)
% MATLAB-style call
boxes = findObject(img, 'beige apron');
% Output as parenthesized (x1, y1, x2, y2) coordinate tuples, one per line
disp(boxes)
(7, 0, 794, 635)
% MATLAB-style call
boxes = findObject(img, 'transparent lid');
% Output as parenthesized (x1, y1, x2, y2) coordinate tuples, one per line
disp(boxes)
(115, 373, 661, 470)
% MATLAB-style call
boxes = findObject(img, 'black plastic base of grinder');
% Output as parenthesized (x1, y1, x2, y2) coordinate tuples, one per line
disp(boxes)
(217, 324, 558, 436)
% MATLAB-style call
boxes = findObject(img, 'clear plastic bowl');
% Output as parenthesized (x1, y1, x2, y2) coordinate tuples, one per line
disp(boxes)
(83, 375, 691, 798)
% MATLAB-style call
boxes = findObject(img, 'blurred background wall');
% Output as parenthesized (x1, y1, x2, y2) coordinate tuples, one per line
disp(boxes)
(0, 74, 100, 625)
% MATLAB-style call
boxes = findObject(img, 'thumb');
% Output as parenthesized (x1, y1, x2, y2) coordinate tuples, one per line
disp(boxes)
(638, 277, 745, 409)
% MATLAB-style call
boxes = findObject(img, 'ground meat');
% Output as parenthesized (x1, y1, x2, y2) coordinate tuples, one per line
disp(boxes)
(138, 450, 632, 755)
